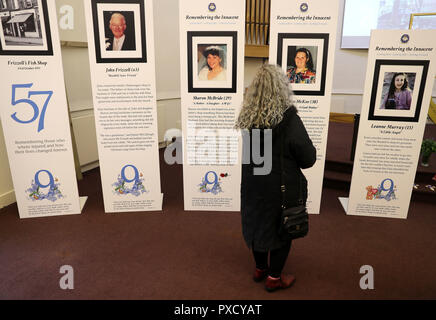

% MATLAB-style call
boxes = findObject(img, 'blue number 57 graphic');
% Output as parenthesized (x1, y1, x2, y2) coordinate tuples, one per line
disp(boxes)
(11, 83, 53, 132)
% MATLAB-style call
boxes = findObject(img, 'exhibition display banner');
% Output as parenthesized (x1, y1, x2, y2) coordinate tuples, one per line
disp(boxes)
(347, 30, 436, 219)
(269, 0, 340, 214)
(0, 0, 81, 218)
(179, 0, 245, 211)
(84, 0, 162, 212)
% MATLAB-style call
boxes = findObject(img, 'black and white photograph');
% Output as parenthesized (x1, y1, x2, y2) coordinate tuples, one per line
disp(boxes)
(277, 33, 329, 96)
(188, 31, 237, 93)
(369, 60, 429, 122)
(91, 0, 146, 64)
(0, 0, 52, 55)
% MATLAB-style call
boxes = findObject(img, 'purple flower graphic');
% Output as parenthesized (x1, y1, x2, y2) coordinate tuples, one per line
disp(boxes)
(26, 179, 63, 202)
(113, 174, 147, 197)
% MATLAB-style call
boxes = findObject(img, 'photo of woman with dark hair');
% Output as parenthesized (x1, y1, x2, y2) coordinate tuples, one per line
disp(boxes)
(198, 45, 227, 81)
(380, 72, 413, 110)
(286, 47, 316, 84)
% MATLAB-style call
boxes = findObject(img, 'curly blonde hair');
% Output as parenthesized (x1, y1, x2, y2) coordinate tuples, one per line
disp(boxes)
(235, 64, 293, 129)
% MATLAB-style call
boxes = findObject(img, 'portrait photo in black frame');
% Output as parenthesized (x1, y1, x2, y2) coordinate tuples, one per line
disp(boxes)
(0, 0, 53, 56)
(368, 59, 429, 123)
(91, 0, 147, 64)
(277, 33, 329, 96)
(187, 31, 237, 93)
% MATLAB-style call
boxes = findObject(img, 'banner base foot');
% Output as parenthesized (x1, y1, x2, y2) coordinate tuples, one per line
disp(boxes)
(338, 197, 348, 214)
(80, 196, 88, 212)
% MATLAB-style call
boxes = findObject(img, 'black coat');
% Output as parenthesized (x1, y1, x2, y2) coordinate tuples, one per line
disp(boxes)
(106, 35, 136, 51)
(240, 107, 316, 252)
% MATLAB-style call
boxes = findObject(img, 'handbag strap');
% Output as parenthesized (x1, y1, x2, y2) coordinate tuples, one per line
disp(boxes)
(280, 132, 286, 209)
(280, 126, 303, 209)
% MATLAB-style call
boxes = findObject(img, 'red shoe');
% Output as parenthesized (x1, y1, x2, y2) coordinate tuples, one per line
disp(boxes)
(253, 268, 268, 282)
(265, 274, 296, 292)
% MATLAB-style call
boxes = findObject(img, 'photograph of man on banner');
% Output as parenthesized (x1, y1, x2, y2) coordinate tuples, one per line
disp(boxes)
(104, 11, 136, 51)
(91, 0, 146, 63)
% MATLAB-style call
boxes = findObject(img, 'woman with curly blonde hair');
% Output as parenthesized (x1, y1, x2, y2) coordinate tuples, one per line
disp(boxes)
(236, 64, 316, 292)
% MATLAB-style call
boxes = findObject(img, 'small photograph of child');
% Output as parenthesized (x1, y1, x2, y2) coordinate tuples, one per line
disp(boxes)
(380, 72, 415, 110)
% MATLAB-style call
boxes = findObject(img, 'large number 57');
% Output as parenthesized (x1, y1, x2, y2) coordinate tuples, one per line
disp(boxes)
(11, 83, 53, 132)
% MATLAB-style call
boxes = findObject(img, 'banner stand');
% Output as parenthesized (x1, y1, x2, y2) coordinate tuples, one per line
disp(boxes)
(84, 0, 163, 213)
(268, 0, 340, 214)
(347, 29, 436, 219)
(0, 0, 83, 219)
(179, 0, 245, 211)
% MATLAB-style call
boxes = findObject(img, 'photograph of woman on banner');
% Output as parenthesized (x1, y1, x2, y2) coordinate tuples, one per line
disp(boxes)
(380, 72, 414, 110)
(188, 31, 236, 93)
(235, 64, 316, 292)
(286, 47, 317, 84)
(197, 45, 227, 81)
(277, 33, 328, 96)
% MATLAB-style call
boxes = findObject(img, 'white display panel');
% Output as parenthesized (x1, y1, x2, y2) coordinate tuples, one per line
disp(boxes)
(269, 0, 340, 214)
(179, 0, 245, 211)
(347, 29, 436, 219)
(0, 0, 81, 218)
(84, 0, 163, 212)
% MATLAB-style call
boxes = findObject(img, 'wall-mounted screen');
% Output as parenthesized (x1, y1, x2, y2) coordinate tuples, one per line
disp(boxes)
(341, 0, 436, 49)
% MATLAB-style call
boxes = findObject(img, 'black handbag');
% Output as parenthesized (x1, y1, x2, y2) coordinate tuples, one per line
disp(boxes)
(278, 133, 309, 241)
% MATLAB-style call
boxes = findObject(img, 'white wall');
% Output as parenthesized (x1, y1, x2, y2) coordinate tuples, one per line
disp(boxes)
(62, 46, 93, 112)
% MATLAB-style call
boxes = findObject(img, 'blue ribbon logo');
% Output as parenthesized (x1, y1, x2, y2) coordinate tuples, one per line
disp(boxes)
(208, 3, 216, 12)
(401, 34, 410, 43)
